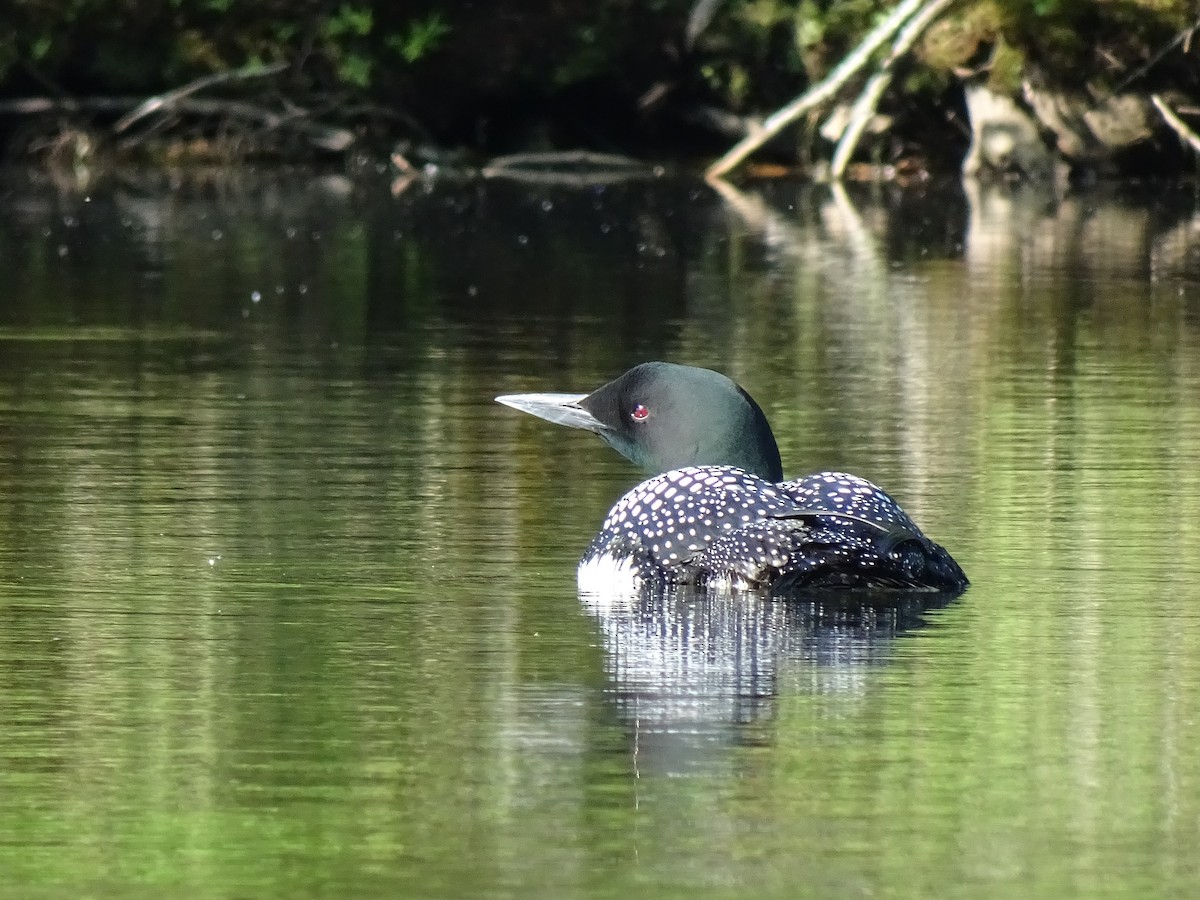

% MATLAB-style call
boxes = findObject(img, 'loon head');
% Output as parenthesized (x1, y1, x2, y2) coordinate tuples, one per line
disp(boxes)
(496, 361, 784, 482)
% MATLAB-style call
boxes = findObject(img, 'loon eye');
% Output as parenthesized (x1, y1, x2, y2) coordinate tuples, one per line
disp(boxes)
(631, 404, 650, 422)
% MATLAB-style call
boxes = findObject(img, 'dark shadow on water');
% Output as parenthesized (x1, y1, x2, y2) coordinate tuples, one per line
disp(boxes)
(580, 585, 962, 776)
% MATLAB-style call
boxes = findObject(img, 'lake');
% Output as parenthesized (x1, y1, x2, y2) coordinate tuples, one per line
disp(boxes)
(1, 166, 1199, 898)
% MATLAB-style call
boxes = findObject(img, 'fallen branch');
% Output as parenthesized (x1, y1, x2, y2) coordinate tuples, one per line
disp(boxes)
(0, 93, 354, 153)
(830, 70, 894, 179)
(707, 0, 962, 180)
(1152, 94, 1200, 154)
(1114, 15, 1200, 94)
(177, 98, 355, 151)
(830, 0, 958, 178)
(706, 0, 927, 179)
(113, 61, 288, 133)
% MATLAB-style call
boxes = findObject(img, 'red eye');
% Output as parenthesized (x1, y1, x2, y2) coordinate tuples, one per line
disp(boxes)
(631, 404, 649, 422)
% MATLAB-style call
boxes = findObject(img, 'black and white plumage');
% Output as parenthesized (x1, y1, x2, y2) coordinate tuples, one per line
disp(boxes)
(498, 362, 968, 594)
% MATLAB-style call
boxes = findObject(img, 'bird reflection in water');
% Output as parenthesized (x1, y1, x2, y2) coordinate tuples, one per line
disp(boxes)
(581, 585, 958, 776)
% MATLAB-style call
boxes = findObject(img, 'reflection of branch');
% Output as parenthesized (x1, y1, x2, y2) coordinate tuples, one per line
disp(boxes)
(484, 150, 653, 174)
(1152, 94, 1200, 154)
(828, 182, 881, 272)
(482, 150, 658, 184)
(114, 62, 288, 132)
(706, 176, 795, 241)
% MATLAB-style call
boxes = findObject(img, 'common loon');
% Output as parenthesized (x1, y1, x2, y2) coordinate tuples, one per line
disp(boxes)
(497, 362, 968, 594)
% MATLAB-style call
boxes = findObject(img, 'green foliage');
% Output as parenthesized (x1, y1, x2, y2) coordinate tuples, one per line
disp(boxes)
(324, 4, 373, 39)
(0, 0, 1196, 159)
(792, 1, 826, 52)
(30, 35, 53, 61)
(385, 12, 451, 64)
(320, 3, 374, 86)
(337, 53, 372, 88)
(0, 1, 439, 94)
(988, 38, 1026, 94)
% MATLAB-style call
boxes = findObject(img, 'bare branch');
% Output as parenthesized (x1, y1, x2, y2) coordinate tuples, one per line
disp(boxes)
(831, 0, 958, 179)
(1153, 94, 1200, 154)
(705, 0, 929, 179)
(0, 93, 353, 153)
(113, 61, 288, 133)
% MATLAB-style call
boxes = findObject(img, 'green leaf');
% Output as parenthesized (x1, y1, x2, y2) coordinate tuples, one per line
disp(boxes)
(30, 35, 53, 61)
(339, 52, 372, 87)
(326, 4, 373, 38)
(385, 13, 452, 64)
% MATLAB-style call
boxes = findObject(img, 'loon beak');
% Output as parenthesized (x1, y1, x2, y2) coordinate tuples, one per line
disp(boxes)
(495, 392, 609, 435)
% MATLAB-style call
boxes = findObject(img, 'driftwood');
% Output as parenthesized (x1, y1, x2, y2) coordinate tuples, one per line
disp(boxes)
(706, 0, 957, 180)
(113, 62, 288, 133)
(0, 62, 355, 156)
(0, 95, 355, 153)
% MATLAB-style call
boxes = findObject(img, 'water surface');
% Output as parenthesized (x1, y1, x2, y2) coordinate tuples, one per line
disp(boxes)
(1, 169, 1199, 898)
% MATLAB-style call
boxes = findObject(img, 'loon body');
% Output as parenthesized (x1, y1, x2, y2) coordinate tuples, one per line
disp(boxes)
(497, 362, 968, 594)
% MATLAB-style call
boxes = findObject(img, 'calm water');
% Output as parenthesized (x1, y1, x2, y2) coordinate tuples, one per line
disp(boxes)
(2, 167, 1200, 898)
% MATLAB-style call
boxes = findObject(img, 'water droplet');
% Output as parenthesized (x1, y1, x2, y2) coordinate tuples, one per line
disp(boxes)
(211, 229, 223, 240)
(517, 234, 528, 246)
(250, 291, 262, 303)
(541, 200, 553, 212)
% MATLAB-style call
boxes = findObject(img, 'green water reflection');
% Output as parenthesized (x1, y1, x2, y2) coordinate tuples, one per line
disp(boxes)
(1, 171, 1199, 898)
